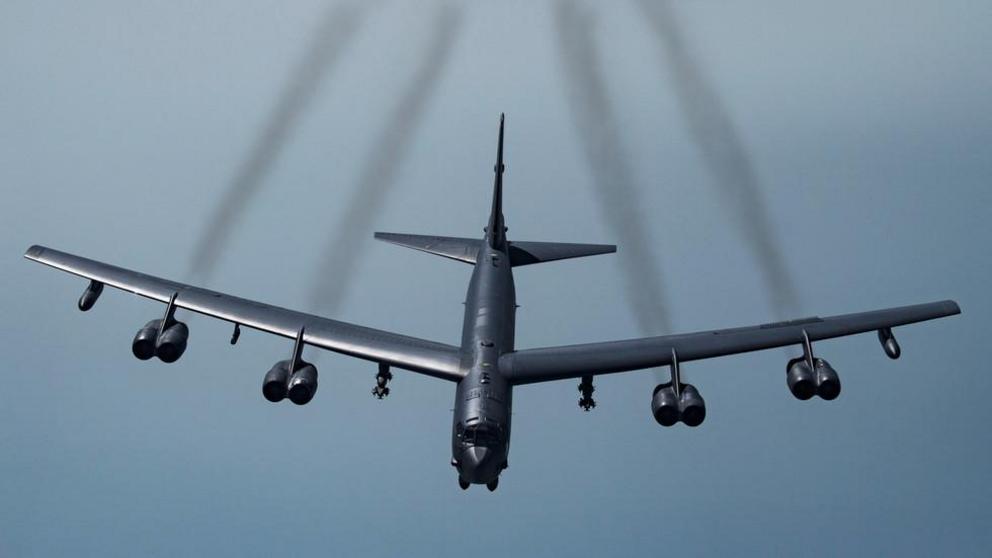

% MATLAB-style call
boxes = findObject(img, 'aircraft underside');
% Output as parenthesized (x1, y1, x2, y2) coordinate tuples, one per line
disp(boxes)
(21, 114, 960, 492)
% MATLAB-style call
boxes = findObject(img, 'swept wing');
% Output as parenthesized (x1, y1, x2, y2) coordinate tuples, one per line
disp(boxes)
(25, 245, 464, 381)
(501, 301, 960, 385)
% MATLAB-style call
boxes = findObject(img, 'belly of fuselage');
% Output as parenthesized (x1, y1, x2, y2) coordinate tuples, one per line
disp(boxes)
(451, 247, 515, 484)
(452, 378, 512, 484)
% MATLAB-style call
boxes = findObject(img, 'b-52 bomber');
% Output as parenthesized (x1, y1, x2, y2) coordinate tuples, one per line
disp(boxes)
(25, 114, 959, 491)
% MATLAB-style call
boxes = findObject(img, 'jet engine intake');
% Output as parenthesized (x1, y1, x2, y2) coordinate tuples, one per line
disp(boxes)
(132, 320, 162, 361)
(678, 384, 706, 427)
(651, 383, 679, 426)
(288, 363, 318, 405)
(652, 382, 705, 426)
(813, 358, 841, 400)
(263, 360, 292, 402)
(787, 358, 816, 400)
(155, 321, 189, 363)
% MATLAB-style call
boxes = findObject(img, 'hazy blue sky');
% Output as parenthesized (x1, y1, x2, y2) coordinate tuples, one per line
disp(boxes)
(2, 1, 990, 556)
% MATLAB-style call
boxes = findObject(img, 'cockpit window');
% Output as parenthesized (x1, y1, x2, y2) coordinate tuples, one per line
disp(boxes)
(460, 423, 502, 447)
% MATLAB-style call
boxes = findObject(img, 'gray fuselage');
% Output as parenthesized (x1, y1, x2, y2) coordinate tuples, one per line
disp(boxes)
(451, 239, 516, 485)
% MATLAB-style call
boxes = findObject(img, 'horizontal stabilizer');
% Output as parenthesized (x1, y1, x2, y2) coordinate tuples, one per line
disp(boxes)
(374, 233, 481, 264)
(508, 241, 616, 267)
(375, 233, 615, 267)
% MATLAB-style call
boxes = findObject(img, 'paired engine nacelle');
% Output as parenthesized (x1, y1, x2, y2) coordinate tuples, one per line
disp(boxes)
(787, 357, 841, 401)
(652, 382, 706, 427)
(131, 293, 188, 363)
(132, 319, 189, 363)
(263, 359, 318, 405)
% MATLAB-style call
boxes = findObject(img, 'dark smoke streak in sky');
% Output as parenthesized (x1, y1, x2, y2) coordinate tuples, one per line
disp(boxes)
(636, 0, 801, 318)
(189, 2, 365, 280)
(308, 2, 463, 315)
(554, 0, 673, 336)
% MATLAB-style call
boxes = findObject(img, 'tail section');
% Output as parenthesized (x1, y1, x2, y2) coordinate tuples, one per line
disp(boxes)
(373, 233, 481, 264)
(486, 114, 506, 249)
(507, 241, 615, 266)
(375, 114, 616, 267)
(375, 233, 615, 267)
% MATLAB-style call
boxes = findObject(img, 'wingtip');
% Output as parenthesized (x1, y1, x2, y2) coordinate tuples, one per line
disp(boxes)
(944, 299, 962, 315)
(24, 244, 45, 260)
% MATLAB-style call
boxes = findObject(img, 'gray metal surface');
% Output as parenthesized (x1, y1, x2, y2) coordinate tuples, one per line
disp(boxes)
(23, 245, 463, 380)
(507, 240, 616, 266)
(500, 300, 961, 385)
(373, 232, 481, 264)
(23, 114, 961, 490)
(447, 114, 516, 488)
(372, 232, 617, 267)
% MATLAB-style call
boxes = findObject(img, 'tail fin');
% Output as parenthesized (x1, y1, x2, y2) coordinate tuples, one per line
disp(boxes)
(486, 113, 506, 249)
(376, 115, 616, 267)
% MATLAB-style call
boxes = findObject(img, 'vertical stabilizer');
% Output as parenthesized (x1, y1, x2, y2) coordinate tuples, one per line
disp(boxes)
(487, 114, 506, 249)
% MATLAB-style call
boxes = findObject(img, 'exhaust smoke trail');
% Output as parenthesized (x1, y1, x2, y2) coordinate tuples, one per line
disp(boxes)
(189, 1, 366, 280)
(636, 0, 800, 318)
(554, 0, 673, 337)
(308, 2, 463, 314)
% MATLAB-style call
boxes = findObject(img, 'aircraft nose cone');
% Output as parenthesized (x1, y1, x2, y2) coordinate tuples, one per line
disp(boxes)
(459, 445, 500, 484)
(464, 446, 490, 467)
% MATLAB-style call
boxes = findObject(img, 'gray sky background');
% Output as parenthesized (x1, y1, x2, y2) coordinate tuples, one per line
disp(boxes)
(1, 0, 990, 555)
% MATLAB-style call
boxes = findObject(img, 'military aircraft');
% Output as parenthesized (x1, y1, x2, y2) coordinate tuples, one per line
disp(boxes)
(24, 114, 959, 491)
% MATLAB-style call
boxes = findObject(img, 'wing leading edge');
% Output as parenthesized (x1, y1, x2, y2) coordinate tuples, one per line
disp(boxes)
(24, 245, 464, 381)
(500, 300, 960, 385)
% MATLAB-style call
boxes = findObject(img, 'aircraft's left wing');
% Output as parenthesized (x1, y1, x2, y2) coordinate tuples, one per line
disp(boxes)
(500, 300, 960, 385)
(24, 245, 464, 381)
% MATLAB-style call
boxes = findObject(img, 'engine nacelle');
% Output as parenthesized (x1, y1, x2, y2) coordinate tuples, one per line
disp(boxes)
(814, 358, 841, 400)
(786, 358, 816, 400)
(132, 320, 162, 361)
(651, 383, 679, 426)
(652, 383, 705, 426)
(678, 384, 706, 427)
(288, 363, 319, 405)
(156, 321, 189, 363)
(262, 360, 291, 402)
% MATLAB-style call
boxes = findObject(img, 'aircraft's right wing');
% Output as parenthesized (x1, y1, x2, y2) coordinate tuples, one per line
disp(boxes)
(500, 300, 960, 385)
(25, 245, 464, 381)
